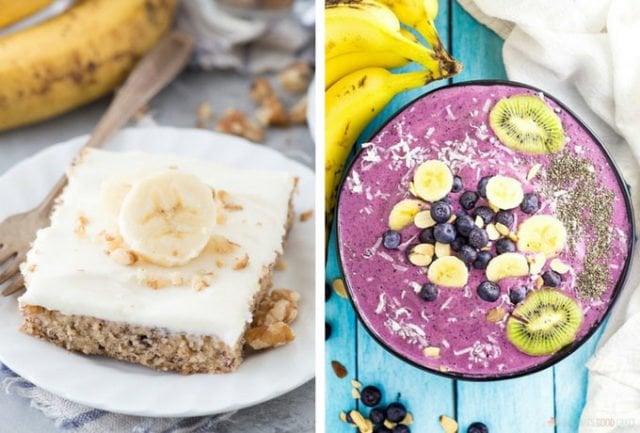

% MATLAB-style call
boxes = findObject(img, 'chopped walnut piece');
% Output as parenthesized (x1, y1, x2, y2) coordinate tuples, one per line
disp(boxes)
(195, 102, 214, 129)
(144, 275, 169, 290)
(245, 322, 295, 350)
(250, 77, 275, 103)
(97, 230, 124, 253)
(207, 235, 239, 254)
(215, 190, 243, 211)
(278, 61, 311, 94)
(216, 212, 227, 225)
(486, 306, 507, 323)
(215, 258, 226, 268)
(216, 108, 264, 143)
(233, 254, 249, 270)
(289, 96, 308, 124)
(274, 257, 288, 271)
(110, 248, 138, 266)
(191, 274, 211, 292)
(253, 288, 299, 327)
(299, 209, 313, 222)
(74, 214, 89, 238)
(255, 95, 289, 127)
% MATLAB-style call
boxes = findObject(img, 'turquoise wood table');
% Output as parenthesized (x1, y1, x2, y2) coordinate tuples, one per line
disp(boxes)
(325, 2, 603, 432)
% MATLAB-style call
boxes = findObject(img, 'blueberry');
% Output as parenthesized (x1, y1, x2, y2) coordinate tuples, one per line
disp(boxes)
(361, 385, 382, 407)
(430, 200, 452, 223)
(325, 322, 332, 340)
(455, 214, 475, 237)
(478, 281, 501, 302)
(542, 270, 562, 287)
(374, 427, 393, 433)
(385, 402, 407, 423)
(494, 210, 514, 228)
(473, 251, 493, 270)
(495, 238, 516, 255)
(452, 175, 463, 193)
(433, 223, 457, 244)
(468, 227, 489, 248)
(369, 408, 386, 424)
(467, 422, 489, 433)
(326, 283, 332, 301)
(393, 425, 411, 433)
(473, 206, 495, 224)
(520, 193, 540, 214)
(419, 283, 439, 302)
(478, 176, 493, 198)
(509, 286, 527, 304)
(451, 236, 467, 252)
(460, 190, 479, 210)
(418, 228, 435, 244)
(459, 245, 478, 265)
(383, 230, 402, 249)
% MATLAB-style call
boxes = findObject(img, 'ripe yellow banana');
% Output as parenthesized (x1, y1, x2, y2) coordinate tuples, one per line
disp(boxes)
(325, 28, 416, 89)
(0, 0, 176, 132)
(376, 0, 461, 70)
(0, 0, 54, 29)
(325, 68, 434, 228)
(325, 0, 445, 74)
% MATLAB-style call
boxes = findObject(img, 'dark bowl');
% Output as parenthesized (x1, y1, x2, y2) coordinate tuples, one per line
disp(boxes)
(334, 79, 636, 381)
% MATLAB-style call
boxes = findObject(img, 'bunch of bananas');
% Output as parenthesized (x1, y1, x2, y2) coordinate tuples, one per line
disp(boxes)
(325, 0, 462, 235)
(0, 0, 176, 132)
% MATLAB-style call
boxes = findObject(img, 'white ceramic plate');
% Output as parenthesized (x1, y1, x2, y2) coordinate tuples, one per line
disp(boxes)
(307, 77, 316, 142)
(0, 127, 315, 417)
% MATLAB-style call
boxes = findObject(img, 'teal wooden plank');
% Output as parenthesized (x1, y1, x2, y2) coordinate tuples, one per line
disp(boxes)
(554, 325, 606, 432)
(357, 321, 455, 432)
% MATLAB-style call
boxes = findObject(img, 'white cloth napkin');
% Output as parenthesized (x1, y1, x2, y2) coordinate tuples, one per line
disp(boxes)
(456, 1, 640, 431)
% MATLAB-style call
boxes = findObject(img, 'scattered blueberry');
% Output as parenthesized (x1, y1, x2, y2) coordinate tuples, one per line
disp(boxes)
(542, 270, 562, 287)
(472, 206, 495, 224)
(418, 227, 435, 244)
(386, 402, 407, 423)
(473, 251, 493, 270)
(467, 422, 489, 433)
(520, 193, 540, 214)
(509, 286, 527, 304)
(460, 190, 479, 210)
(419, 283, 439, 302)
(393, 425, 411, 433)
(361, 385, 382, 407)
(477, 176, 493, 198)
(452, 175, 463, 193)
(468, 227, 489, 248)
(459, 245, 478, 265)
(455, 214, 475, 237)
(451, 236, 467, 252)
(434, 223, 457, 244)
(369, 408, 386, 424)
(478, 281, 501, 302)
(374, 427, 393, 433)
(495, 238, 516, 255)
(494, 210, 514, 228)
(326, 283, 332, 301)
(325, 322, 332, 340)
(430, 201, 452, 223)
(383, 230, 402, 249)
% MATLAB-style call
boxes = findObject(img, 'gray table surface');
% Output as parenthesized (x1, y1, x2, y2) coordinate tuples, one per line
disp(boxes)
(0, 69, 316, 432)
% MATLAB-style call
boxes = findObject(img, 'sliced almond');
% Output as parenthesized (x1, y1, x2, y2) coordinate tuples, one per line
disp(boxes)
(448, 214, 457, 223)
(339, 412, 347, 423)
(384, 420, 397, 429)
(495, 222, 510, 236)
(332, 278, 348, 298)
(475, 216, 485, 229)
(408, 243, 435, 267)
(528, 252, 547, 275)
(536, 276, 544, 289)
(423, 346, 441, 358)
(400, 413, 414, 425)
(439, 415, 459, 433)
(352, 388, 361, 399)
(550, 258, 571, 274)
(486, 223, 500, 241)
(486, 306, 507, 323)
(350, 410, 370, 432)
(351, 379, 362, 389)
(488, 202, 500, 213)
(435, 242, 451, 258)
(415, 210, 437, 229)
(527, 163, 542, 181)
(508, 232, 519, 242)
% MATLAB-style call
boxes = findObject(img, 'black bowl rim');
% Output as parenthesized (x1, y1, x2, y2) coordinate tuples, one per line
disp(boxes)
(334, 79, 636, 382)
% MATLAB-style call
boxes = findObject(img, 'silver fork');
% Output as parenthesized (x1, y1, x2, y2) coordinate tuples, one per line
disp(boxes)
(0, 30, 194, 296)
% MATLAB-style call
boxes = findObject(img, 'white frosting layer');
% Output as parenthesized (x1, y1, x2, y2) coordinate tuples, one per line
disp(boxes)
(19, 149, 295, 346)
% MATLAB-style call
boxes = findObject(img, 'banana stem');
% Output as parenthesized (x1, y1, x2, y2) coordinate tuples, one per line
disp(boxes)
(394, 37, 444, 76)
(416, 20, 462, 76)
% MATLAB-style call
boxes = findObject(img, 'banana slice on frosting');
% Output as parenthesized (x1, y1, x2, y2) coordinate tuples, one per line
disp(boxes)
(118, 170, 217, 267)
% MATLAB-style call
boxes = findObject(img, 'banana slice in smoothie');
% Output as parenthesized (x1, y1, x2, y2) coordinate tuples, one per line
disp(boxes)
(413, 160, 453, 202)
(388, 199, 425, 230)
(486, 252, 529, 282)
(485, 175, 524, 210)
(428, 256, 468, 288)
(517, 215, 567, 256)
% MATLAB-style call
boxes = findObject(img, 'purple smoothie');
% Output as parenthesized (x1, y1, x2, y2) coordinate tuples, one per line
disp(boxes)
(337, 83, 633, 379)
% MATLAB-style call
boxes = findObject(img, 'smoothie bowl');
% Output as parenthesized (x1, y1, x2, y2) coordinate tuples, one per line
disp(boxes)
(336, 81, 634, 380)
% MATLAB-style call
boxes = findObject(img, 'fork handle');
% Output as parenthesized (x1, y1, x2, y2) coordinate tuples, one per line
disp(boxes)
(36, 31, 194, 215)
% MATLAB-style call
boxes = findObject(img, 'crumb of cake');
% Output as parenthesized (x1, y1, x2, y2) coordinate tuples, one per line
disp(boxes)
(215, 190, 243, 211)
(331, 360, 348, 378)
(74, 213, 89, 238)
(423, 346, 441, 358)
(144, 275, 169, 290)
(299, 209, 313, 222)
(195, 102, 214, 129)
(97, 230, 124, 253)
(216, 108, 264, 143)
(191, 274, 211, 292)
(207, 235, 238, 254)
(486, 306, 506, 323)
(274, 257, 288, 271)
(216, 212, 227, 225)
(245, 322, 295, 350)
(278, 61, 311, 94)
(332, 278, 348, 298)
(110, 248, 138, 266)
(289, 96, 308, 124)
(233, 254, 249, 270)
(250, 77, 275, 103)
(255, 95, 289, 128)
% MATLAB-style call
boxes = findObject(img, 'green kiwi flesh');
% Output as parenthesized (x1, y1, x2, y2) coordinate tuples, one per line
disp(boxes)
(507, 289, 583, 356)
(489, 94, 566, 154)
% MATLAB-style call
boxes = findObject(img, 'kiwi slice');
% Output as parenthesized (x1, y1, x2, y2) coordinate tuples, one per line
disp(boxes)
(507, 289, 583, 356)
(489, 94, 566, 154)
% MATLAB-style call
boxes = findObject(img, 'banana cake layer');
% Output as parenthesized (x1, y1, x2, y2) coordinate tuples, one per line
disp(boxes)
(19, 148, 297, 373)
